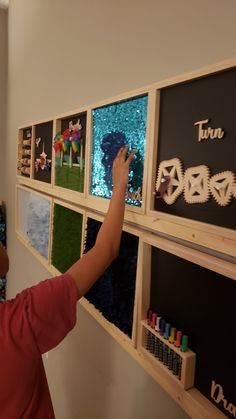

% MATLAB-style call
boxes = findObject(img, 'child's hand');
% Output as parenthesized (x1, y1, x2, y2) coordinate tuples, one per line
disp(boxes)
(112, 145, 136, 191)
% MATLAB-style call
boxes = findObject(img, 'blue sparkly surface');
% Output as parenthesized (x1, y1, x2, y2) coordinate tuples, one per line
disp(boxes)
(91, 94, 148, 206)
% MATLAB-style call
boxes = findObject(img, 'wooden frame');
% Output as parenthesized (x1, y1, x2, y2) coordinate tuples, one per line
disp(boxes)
(80, 210, 142, 348)
(85, 88, 152, 216)
(15, 184, 53, 270)
(15, 57, 236, 419)
(52, 109, 88, 197)
(49, 198, 86, 276)
(145, 59, 236, 258)
(17, 126, 33, 178)
(136, 230, 236, 419)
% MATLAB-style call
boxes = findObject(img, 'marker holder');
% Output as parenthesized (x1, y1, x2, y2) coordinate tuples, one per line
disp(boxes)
(141, 321, 196, 390)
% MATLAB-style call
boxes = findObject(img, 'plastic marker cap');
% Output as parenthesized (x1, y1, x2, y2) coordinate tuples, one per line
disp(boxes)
(147, 309, 152, 325)
(164, 323, 170, 339)
(160, 319, 166, 336)
(174, 331, 182, 347)
(151, 313, 157, 328)
(155, 316, 162, 331)
(169, 327, 176, 343)
(181, 335, 188, 352)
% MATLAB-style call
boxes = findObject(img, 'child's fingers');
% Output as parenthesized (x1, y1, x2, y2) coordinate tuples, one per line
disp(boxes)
(116, 145, 129, 160)
(126, 149, 136, 164)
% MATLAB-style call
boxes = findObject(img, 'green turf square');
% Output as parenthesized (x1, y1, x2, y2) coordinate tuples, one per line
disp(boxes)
(55, 165, 84, 192)
(51, 203, 83, 273)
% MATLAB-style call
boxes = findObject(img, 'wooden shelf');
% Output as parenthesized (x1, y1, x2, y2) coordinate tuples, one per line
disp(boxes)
(15, 57, 236, 419)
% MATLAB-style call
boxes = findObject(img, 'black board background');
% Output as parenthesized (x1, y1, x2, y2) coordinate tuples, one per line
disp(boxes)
(60, 112, 87, 164)
(150, 246, 236, 417)
(34, 121, 53, 183)
(154, 67, 236, 230)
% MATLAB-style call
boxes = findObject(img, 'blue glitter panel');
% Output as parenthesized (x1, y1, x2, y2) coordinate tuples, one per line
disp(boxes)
(91, 94, 148, 206)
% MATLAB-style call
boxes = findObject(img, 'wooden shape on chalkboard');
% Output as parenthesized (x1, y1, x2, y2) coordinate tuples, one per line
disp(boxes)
(232, 181, 236, 199)
(184, 165, 210, 204)
(209, 171, 235, 206)
(155, 158, 184, 205)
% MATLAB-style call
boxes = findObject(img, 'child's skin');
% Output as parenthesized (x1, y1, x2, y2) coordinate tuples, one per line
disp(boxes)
(0, 145, 135, 296)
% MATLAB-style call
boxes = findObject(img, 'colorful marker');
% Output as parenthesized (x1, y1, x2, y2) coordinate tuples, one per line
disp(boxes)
(155, 316, 162, 332)
(164, 323, 170, 340)
(174, 331, 182, 348)
(169, 327, 176, 344)
(181, 335, 188, 352)
(151, 312, 157, 329)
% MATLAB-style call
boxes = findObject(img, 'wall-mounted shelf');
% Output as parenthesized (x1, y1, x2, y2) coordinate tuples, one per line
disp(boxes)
(15, 58, 236, 419)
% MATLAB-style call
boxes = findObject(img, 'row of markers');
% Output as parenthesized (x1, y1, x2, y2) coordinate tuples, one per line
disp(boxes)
(146, 310, 189, 380)
(147, 309, 188, 351)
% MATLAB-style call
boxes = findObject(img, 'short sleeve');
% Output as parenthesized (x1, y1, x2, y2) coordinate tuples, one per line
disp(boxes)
(24, 273, 79, 354)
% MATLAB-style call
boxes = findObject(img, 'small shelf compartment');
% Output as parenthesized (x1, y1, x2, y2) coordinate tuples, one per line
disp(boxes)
(16, 185, 52, 262)
(90, 94, 148, 208)
(17, 127, 32, 177)
(33, 121, 53, 184)
(82, 212, 141, 343)
(137, 232, 236, 418)
(50, 201, 85, 273)
(54, 112, 87, 193)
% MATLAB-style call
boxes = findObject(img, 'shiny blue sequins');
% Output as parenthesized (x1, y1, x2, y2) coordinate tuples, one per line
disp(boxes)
(91, 94, 148, 206)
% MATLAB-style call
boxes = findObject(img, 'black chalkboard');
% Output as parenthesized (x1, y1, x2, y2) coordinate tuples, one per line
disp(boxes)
(34, 121, 53, 183)
(150, 246, 236, 418)
(155, 67, 236, 230)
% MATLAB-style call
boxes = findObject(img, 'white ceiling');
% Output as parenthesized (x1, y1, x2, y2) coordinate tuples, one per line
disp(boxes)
(0, 0, 9, 9)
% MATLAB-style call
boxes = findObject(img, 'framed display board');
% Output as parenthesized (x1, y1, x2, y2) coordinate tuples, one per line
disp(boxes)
(17, 126, 32, 177)
(51, 201, 85, 273)
(16, 185, 52, 261)
(138, 232, 236, 419)
(89, 93, 148, 209)
(153, 67, 236, 228)
(83, 213, 140, 340)
(16, 58, 236, 419)
(33, 121, 53, 184)
(54, 111, 87, 193)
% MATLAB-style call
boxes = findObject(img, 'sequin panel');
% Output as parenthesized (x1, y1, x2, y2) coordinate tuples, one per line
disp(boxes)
(91, 94, 148, 206)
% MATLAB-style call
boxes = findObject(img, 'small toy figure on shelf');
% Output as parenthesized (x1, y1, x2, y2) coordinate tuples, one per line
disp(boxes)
(35, 143, 51, 173)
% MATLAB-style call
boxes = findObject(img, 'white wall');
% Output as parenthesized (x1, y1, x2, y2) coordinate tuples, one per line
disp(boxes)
(6, 1, 236, 418)
(0, 8, 7, 200)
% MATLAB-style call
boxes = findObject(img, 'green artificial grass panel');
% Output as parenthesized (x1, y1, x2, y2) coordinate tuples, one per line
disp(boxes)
(55, 166, 84, 192)
(52, 204, 83, 273)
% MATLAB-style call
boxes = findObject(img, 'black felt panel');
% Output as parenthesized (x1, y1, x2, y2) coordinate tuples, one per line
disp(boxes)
(84, 218, 138, 338)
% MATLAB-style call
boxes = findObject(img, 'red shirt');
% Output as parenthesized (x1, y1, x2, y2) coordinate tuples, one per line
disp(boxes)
(0, 273, 79, 419)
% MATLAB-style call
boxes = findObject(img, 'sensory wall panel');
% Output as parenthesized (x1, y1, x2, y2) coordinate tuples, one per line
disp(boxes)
(54, 113, 87, 193)
(51, 203, 83, 273)
(150, 245, 236, 418)
(17, 187, 51, 259)
(154, 67, 236, 230)
(91, 94, 148, 207)
(84, 217, 139, 338)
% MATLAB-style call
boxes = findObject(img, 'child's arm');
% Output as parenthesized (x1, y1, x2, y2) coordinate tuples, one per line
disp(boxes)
(66, 145, 135, 296)
(0, 242, 9, 278)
